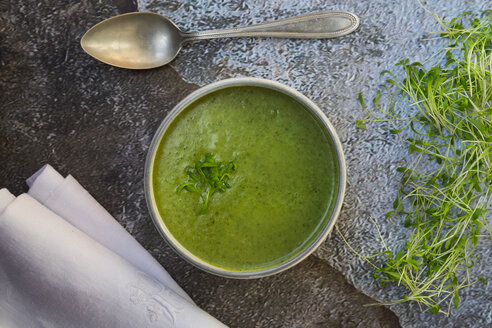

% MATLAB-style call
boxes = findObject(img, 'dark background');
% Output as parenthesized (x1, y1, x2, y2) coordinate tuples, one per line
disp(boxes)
(0, 1, 400, 327)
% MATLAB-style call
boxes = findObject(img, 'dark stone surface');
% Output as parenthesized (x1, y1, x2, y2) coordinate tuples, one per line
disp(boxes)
(0, 1, 400, 327)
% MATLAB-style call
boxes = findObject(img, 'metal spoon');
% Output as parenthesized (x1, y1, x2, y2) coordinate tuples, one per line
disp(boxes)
(81, 11, 360, 70)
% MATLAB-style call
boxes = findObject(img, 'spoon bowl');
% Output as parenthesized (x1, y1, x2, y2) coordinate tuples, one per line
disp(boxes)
(81, 13, 184, 69)
(81, 11, 360, 69)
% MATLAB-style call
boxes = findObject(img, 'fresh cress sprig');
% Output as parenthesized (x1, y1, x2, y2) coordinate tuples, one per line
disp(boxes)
(353, 10, 492, 315)
(177, 154, 237, 214)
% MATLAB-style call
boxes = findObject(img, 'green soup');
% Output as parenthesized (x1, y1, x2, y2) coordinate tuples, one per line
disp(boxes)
(152, 86, 338, 271)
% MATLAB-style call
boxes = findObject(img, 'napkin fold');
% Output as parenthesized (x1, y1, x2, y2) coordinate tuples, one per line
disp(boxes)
(0, 165, 227, 328)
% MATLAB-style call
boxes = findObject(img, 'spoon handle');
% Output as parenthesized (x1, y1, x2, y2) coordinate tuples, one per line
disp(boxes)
(182, 11, 359, 42)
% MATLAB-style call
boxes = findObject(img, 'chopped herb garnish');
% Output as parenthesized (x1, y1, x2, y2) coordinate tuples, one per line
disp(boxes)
(176, 154, 237, 214)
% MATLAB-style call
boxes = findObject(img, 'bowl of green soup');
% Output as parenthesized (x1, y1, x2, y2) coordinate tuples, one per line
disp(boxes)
(145, 78, 346, 278)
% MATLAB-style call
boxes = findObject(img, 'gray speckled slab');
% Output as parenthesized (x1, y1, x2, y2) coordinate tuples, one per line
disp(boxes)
(137, 0, 492, 327)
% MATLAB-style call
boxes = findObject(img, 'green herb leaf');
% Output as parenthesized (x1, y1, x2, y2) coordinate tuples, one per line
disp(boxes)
(356, 120, 367, 129)
(453, 291, 460, 309)
(429, 305, 440, 314)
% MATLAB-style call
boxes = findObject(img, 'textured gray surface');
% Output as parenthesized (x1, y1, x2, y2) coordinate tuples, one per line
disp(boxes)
(137, 0, 492, 327)
(0, 0, 401, 327)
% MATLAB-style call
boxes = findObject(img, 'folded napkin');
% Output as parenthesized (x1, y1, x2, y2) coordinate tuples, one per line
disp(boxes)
(26, 165, 192, 303)
(0, 165, 227, 328)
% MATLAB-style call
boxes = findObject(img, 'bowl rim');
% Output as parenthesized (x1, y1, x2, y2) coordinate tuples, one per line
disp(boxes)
(144, 77, 346, 279)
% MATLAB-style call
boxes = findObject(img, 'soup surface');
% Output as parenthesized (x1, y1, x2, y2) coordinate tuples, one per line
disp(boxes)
(152, 86, 338, 271)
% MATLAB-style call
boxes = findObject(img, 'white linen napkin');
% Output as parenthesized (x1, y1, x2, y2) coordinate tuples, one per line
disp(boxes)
(26, 164, 192, 303)
(0, 166, 228, 328)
